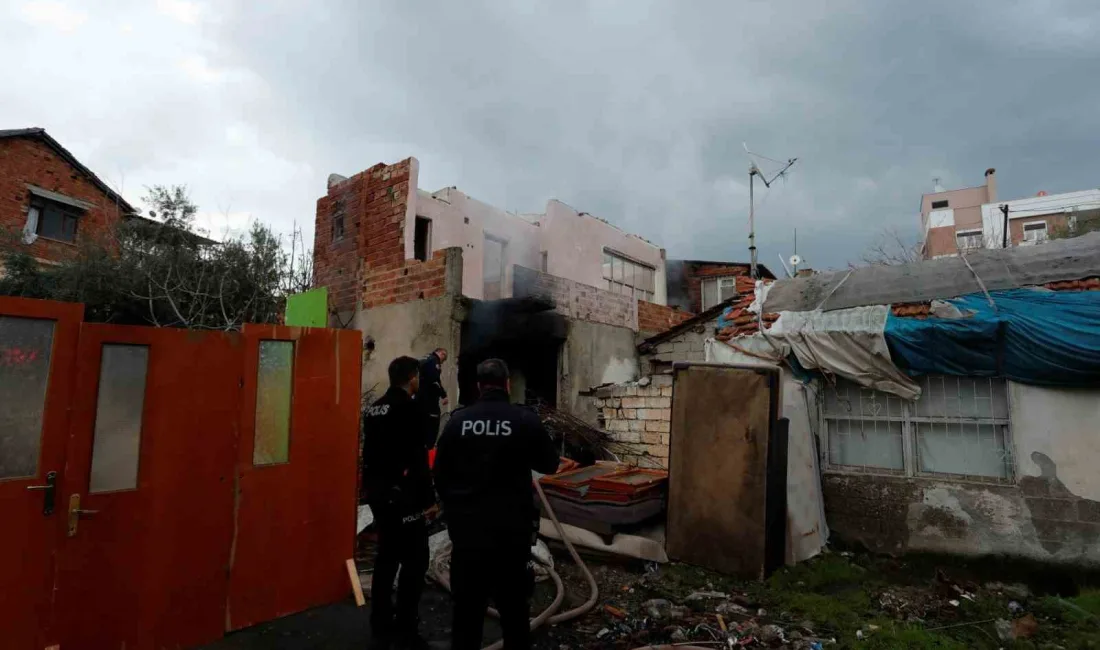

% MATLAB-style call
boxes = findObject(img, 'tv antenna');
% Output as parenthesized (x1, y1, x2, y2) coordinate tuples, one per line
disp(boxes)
(743, 143, 798, 279)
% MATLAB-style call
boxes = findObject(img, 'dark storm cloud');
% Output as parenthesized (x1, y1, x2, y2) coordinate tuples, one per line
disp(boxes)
(9, 1, 1096, 268)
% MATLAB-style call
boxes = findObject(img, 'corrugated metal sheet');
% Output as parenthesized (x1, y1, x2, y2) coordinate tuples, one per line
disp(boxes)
(764, 232, 1100, 313)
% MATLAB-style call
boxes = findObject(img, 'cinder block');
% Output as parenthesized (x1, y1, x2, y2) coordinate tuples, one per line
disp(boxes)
(645, 444, 670, 458)
(660, 433, 671, 445)
(652, 375, 673, 387)
(641, 432, 662, 445)
(645, 397, 671, 408)
(602, 408, 617, 420)
(621, 397, 645, 409)
(594, 399, 606, 408)
(615, 431, 641, 444)
(609, 398, 621, 408)
(607, 420, 630, 433)
(661, 387, 673, 396)
(620, 408, 637, 419)
(629, 420, 646, 432)
(644, 420, 663, 432)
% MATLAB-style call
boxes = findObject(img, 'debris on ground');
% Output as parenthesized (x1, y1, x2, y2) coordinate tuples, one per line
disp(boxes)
(526, 546, 1100, 649)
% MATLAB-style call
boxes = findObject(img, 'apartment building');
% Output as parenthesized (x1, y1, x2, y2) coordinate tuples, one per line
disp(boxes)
(921, 167, 1100, 258)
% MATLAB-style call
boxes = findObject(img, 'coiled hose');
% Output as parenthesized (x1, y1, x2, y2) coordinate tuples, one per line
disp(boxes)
(429, 478, 599, 650)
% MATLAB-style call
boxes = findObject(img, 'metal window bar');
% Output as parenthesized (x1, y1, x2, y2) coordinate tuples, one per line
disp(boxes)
(821, 376, 1014, 482)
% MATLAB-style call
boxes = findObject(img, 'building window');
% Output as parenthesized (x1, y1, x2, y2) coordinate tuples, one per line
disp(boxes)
(601, 250, 655, 302)
(701, 276, 739, 310)
(822, 376, 1012, 481)
(1023, 222, 1048, 244)
(956, 229, 984, 251)
(331, 200, 345, 242)
(414, 216, 431, 262)
(931, 199, 949, 209)
(30, 195, 81, 243)
(483, 235, 506, 300)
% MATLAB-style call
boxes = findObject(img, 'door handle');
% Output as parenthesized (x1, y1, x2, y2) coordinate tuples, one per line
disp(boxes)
(25, 470, 57, 516)
(67, 493, 99, 537)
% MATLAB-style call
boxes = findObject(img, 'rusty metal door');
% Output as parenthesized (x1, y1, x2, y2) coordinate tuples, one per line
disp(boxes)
(49, 324, 242, 649)
(666, 363, 779, 579)
(0, 297, 82, 650)
(226, 324, 362, 630)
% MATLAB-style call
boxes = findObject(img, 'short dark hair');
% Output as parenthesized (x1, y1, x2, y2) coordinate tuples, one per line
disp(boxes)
(476, 358, 509, 389)
(388, 356, 420, 387)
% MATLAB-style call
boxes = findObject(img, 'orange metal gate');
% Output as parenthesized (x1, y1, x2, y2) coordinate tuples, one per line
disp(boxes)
(0, 298, 361, 650)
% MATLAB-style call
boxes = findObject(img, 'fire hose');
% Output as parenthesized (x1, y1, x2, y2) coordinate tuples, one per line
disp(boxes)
(428, 477, 719, 650)
(429, 477, 599, 650)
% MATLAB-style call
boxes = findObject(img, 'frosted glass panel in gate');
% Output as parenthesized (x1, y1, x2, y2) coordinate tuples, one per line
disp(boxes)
(0, 316, 55, 479)
(89, 344, 149, 493)
(254, 340, 294, 465)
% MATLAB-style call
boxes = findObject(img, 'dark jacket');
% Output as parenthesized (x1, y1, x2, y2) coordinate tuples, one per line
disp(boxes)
(417, 352, 447, 416)
(433, 388, 559, 550)
(362, 386, 434, 518)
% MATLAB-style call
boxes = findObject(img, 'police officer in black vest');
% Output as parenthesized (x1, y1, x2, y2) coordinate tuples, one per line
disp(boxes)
(433, 358, 559, 650)
(362, 356, 434, 650)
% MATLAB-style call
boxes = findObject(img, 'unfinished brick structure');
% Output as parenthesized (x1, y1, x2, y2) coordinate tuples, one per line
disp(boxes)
(314, 159, 454, 319)
(0, 128, 134, 264)
(513, 265, 636, 330)
(637, 300, 694, 336)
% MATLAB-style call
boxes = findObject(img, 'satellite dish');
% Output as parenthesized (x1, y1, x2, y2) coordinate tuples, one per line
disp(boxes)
(789, 254, 803, 267)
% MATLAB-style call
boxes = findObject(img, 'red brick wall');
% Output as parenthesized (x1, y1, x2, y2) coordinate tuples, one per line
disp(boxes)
(637, 300, 694, 334)
(0, 137, 126, 262)
(313, 158, 450, 315)
(682, 262, 751, 313)
(513, 265, 637, 330)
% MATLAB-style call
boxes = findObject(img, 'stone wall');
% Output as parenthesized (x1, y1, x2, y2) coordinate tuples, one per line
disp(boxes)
(593, 374, 674, 468)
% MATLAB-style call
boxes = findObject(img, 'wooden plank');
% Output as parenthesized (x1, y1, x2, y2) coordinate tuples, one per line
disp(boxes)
(346, 559, 365, 607)
(666, 364, 776, 579)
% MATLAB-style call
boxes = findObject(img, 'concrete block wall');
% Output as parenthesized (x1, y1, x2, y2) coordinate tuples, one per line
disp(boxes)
(513, 265, 636, 330)
(593, 374, 674, 468)
(647, 329, 708, 363)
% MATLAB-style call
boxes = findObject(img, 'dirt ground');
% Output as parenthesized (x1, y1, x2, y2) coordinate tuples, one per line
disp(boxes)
(202, 547, 1100, 650)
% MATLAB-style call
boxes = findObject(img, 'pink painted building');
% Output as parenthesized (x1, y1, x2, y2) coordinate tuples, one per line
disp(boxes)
(920, 168, 997, 258)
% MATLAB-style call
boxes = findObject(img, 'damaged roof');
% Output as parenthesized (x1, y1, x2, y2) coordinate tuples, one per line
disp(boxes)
(764, 232, 1100, 313)
(0, 128, 136, 214)
(638, 276, 766, 352)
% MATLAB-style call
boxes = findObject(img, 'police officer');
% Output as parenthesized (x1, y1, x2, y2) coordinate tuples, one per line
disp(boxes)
(417, 347, 449, 447)
(433, 358, 560, 650)
(362, 356, 434, 650)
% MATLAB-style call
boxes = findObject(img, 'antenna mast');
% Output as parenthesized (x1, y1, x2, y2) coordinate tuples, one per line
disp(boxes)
(744, 144, 798, 279)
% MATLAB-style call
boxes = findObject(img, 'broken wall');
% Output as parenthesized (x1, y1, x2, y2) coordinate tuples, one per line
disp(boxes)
(560, 319, 639, 424)
(514, 265, 636, 331)
(593, 375, 673, 468)
(824, 381, 1100, 565)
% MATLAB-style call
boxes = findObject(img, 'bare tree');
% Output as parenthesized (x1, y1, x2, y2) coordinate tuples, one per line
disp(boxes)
(859, 226, 922, 266)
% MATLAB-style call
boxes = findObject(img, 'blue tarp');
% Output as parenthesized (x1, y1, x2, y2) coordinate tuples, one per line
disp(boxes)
(885, 288, 1100, 386)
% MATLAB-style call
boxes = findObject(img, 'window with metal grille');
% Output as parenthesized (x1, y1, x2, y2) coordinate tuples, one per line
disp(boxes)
(601, 250, 655, 302)
(822, 376, 1012, 480)
(931, 200, 949, 209)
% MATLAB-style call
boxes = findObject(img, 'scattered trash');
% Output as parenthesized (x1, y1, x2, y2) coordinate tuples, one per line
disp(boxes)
(866, 624, 879, 632)
(994, 618, 1013, 642)
(596, 627, 610, 639)
(643, 599, 672, 619)
(756, 608, 767, 617)
(758, 624, 785, 644)
(669, 627, 688, 642)
(1012, 613, 1038, 639)
(855, 630, 863, 640)
(686, 590, 729, 601)
(948, 599, 960, 607)
(603, 604, 627, 619)
(715, 602, 750, 616)
(1007, 600, 1023, 615)
(985, 581, 1030, 600)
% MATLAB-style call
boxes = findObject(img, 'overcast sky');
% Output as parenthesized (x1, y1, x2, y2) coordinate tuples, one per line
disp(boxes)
(4, 1, 1099, 270)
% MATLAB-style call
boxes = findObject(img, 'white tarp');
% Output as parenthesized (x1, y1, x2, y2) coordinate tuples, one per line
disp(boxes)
(704, 339, 829, 564)
(768, 305, 921, 400)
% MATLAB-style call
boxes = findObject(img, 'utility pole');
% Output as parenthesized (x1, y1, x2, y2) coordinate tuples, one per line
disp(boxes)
(1000, 204, 1010, 248)
(747, 156, 798, 279)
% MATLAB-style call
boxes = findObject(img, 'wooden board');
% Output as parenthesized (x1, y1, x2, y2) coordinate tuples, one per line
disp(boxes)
(665, 364, 778, 579)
